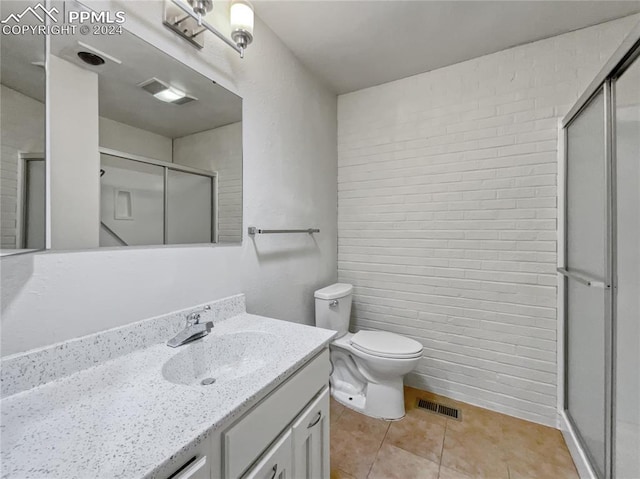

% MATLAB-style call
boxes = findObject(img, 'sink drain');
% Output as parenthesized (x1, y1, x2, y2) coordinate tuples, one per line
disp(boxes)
(200, 377, 216, 386)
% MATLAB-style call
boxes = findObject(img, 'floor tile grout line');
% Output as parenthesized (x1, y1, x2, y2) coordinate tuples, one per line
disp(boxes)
(441, 418, 449, 460)
(437, 418, 449, 479)
(365, 420, 391, 479)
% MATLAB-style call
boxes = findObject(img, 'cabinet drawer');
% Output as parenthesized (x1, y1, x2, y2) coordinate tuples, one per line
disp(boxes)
(224, 349, 330, 478)
(166, 436, 212, 479)
(169, 456, 209, 479)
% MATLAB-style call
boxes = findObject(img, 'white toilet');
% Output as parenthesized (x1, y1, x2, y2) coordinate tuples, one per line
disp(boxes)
(315, 283, 423, 420)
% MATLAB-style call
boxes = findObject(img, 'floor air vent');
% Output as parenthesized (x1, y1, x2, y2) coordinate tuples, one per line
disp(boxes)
(416, 398, 461, 420)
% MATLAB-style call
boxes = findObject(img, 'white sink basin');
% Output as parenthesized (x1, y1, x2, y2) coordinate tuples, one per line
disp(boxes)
(162, 331, 280, 387)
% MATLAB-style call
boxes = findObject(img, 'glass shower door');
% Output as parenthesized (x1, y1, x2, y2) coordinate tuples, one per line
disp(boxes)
(100, 154, 165, 246)
(565, 88, 608, 477)
(613, 53, 640, 479)
(166, 169, 214, 244)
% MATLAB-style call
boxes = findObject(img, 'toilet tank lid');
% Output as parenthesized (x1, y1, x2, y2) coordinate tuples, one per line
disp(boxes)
(314, 283, 353, 300)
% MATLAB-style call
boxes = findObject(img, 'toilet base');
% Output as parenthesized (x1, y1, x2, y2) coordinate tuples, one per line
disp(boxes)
(331, 376, 406, 420)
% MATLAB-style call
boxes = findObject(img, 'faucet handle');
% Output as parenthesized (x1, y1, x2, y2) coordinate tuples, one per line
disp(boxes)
(186, 305, 211, 326)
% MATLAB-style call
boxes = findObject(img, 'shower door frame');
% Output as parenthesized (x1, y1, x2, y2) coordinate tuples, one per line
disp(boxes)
(559, 21, 640, 479)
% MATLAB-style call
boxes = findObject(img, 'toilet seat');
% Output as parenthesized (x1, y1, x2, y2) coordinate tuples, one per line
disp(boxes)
(350, 331, 423, 359)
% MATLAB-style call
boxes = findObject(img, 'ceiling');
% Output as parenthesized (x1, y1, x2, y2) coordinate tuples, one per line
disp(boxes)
(50, 27, 242, 139)
(254, 1, 640, 94)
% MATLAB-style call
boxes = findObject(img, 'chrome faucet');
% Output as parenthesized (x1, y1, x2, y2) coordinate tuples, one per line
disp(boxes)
(167, 306, 214, 348)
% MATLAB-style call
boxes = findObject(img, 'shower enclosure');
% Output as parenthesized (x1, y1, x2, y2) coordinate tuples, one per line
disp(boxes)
(560, 23, 639, 479)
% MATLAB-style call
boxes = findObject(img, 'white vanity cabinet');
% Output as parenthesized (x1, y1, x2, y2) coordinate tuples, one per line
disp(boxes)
(165, 349, 331, 479)
(222, 349, 330, 479)
(241, 387, 330, 479)
(291, 388, 330, 479)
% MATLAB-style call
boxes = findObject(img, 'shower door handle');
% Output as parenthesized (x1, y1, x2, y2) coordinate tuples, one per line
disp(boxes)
(557, 268, 610, 289)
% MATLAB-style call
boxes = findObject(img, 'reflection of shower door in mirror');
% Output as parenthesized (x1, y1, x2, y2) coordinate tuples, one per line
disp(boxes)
(99, 152, 216, 247)
(166, 169, 214, 245)
(564, 88, 609, 478)
(100, 154, 165, 247)
(22, 157, 46, 249)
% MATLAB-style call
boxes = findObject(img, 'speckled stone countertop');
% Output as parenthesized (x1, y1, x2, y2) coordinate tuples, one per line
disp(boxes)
(0, 295, 336, 479)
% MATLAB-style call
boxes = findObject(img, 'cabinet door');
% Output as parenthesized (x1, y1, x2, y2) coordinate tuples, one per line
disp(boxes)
(291, 387, 330, 479)
(243, 430, 292, 479)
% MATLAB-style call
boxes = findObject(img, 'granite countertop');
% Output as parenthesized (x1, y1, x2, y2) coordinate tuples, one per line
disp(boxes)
(1, 303, 335, 479)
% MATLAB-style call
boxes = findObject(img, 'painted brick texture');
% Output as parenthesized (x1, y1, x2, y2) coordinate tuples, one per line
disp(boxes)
(337, 16, 639, 425)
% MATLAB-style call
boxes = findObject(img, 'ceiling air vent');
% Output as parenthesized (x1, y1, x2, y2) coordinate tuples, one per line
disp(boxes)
(138, 78, 197, 105)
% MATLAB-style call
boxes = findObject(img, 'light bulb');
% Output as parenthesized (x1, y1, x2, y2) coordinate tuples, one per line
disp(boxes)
(230, 0, 254, 49)
(154, 87, 186, 103)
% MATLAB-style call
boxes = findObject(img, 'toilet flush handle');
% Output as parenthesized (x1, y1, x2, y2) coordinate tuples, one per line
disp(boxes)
(329, 300, 339, 307)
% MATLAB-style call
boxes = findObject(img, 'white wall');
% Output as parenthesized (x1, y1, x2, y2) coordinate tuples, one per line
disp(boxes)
(0, 0, 337, 356)
(99, 117, 173, 162)
(49, 55, 100, 250)
(0, 85, 45, 249)
(173, 122, 242, 243)
(337, 15, 639, 425)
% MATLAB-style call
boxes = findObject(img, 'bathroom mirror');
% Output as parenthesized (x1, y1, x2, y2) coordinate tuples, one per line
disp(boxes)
(48, 11, 242, 249)
(0, 1, 47, 256)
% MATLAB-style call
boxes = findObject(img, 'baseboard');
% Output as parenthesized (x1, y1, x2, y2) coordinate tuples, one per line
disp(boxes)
(559, 411, 597, 479)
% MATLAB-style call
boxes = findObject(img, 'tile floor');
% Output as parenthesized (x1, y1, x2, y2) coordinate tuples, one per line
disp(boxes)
(330, 387, 579, 479)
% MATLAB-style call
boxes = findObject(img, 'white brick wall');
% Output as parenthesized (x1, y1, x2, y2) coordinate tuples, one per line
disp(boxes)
(0, 85, 45, 249)
(173, 122, 243, 243)
(337, 15, 639, 426)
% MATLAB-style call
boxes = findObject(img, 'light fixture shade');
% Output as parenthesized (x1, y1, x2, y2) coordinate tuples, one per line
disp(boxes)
(230, 0, 254, 37)
(154, 86, 186, 103)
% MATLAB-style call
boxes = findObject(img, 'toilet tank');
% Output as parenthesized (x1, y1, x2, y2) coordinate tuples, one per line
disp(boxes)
(314, 283, 353, 338)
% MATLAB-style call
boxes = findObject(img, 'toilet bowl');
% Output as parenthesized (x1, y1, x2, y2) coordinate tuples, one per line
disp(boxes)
(314, 283, 423, 420)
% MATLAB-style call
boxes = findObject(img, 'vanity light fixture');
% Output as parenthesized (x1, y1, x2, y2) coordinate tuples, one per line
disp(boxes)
(188, 0, 213, 17)
(230, 0, 254, 51)
(138, 78, 197, 105)
(163, 0, 255, 58)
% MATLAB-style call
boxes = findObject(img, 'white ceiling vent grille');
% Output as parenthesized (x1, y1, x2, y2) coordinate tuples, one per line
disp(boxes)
(138, 78, 197, 105)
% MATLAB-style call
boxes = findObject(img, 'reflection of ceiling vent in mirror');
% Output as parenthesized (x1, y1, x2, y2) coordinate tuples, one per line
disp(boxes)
(138, 78, 197, 105)
(59, 41, 121, 70)
(78, 51, 105, 66)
